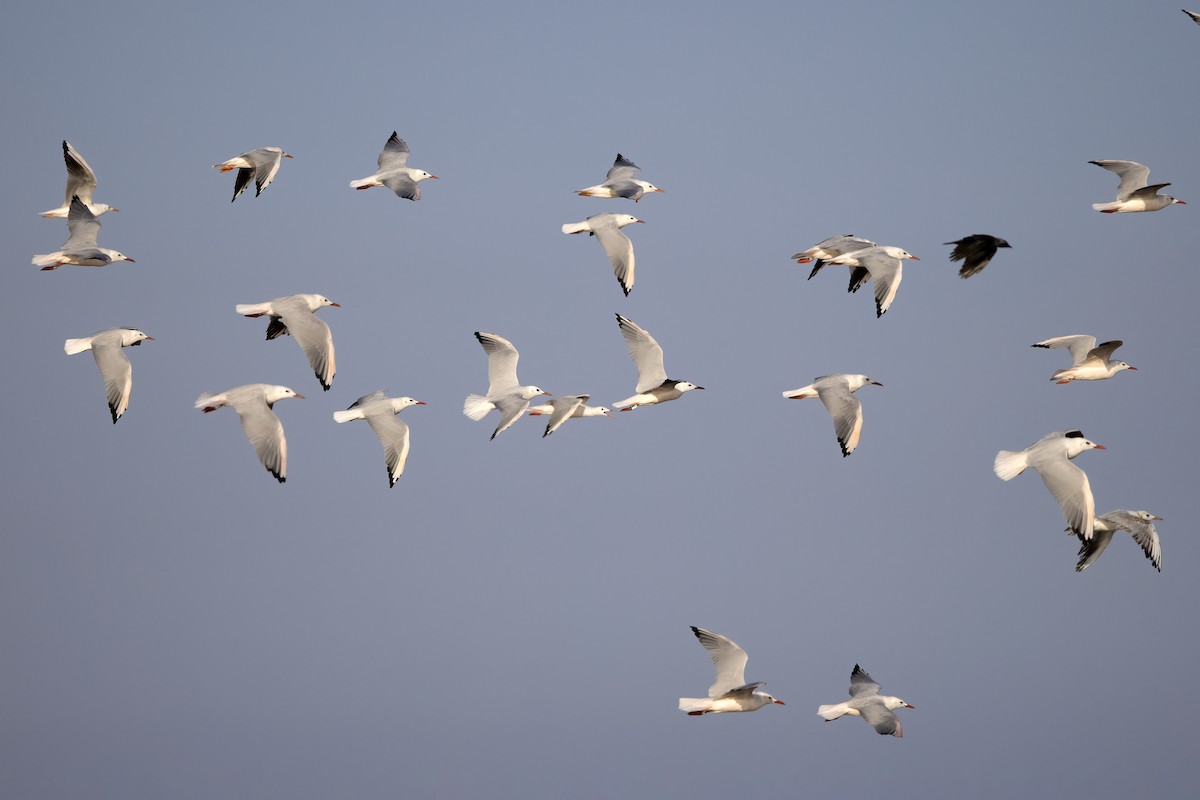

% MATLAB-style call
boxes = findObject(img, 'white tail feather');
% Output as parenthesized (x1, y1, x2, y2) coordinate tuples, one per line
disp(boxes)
(561, 221, 589, 235)
(235, 302, 272, 316)
(64, 337, 93, 355)
(993, 449, 1028, 481)
(463, 394, 494, 421)
(817, 703, 849, 720)
(349, 177, 379, 189)
(194, 392, 227, 411)
(32, 252, 63, 268)
(678, 697, 710, 712)
(332, 408, 365, 423)
(1092, 201, 1120, 212)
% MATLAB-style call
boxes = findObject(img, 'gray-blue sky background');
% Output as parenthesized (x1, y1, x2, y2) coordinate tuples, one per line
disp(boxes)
(2, 1, 1198, 797)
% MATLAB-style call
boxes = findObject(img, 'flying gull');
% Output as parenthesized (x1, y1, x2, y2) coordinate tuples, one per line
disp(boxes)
(64, 327, 153, 424)
(1074, 510, 1163, 573)
(334, 392, 425, 487)
(575, 153, 663, 201)
(213, 146, 293, 202)
(817, 665, 913, 737)
(527, 394, 612, 437)
(612, 314, 703, 410)
(791, 234, 875, 280)
(349, 132, 438, 200)
(994, 430, 1104, 539)
(679, 626, 785, 715)
(824, 245, 919, 317)
(33, 196, 134, 270)
(235, 294, 339, 391)
(195, 384, 304, 483)
(1089, 160, 1185, 213)
(783, 374, 882, 457)
(463, 332, 550, 439)
(562, 213, 643, 296)
(1031, 335, 1135, 383)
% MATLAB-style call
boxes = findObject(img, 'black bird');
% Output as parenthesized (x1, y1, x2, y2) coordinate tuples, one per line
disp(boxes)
(944, 234, 1011, 279)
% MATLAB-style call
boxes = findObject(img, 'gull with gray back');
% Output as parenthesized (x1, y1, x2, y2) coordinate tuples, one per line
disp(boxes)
(679, 627, 785, 715)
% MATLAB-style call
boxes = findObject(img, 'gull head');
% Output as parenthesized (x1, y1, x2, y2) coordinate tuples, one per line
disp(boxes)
(267, 386, 305, 405)
(519, 386, 551, 400)
(1063, 431, 1104, 456)
(881, 246, 919, 261)
(614, 214, 644, 228)
(1114, 361, 1136, 373)
(675, 381, 704, 393)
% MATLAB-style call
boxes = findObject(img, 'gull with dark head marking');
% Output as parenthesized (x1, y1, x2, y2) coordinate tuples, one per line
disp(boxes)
(944, 234, 1011, 279)
(824, 245, 919, 318)
(994, 430, 1104, 539)
(463, 332, 550, 440)
(235, 294, 339, 391)
(575, 153, 663, 201)
(334, 392, 425, 487)
(791, 234, 875, 280)
(1032, 335, 1135, 383)
(783, 374, 882, 457)
(349, 132, 438, 201)
(213, 147, 293, 202)
(65, 327, 153, 424)
(527, 394, 612, 437)
(1074, 510, 1163, 573)
(679, 626, 784, 715)
(562, 213, 643, 296)
(195, 384, 304, 483)
(613, 314, 703, 410)
(818, 665, 913, 737)
(1089, 159, 1185, 213)
(33, 196, 134, 270)
(41, 140, 117, 218)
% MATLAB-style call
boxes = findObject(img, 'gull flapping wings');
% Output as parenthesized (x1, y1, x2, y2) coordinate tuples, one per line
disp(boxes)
(690, 627, 750, 698)
(616, 314, 667, 393)
(476, 332, 522, 394)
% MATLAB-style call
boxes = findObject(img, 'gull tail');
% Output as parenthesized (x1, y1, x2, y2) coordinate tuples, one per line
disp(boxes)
(40, 207, 68, 219)
(194, 391, 228, 412)
(32, 252, 64, 269)
(333, 408, 365, 423)
(64, 337, 94, 355)
(561, 221, 590, 235)
(349, 176, 380, 189)
(993, 449, 1028, 481)
(817, 703, 850, 721)
(235, 302, 272, 317)
(1092, 201, 1121, 213)
(463, 394, 493, 421)
(679, 697, 711, 714)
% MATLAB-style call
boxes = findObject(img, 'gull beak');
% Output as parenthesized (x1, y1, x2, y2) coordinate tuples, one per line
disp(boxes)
(284, 154, 294, 159)
(1152, 515, 1164, 520)
(870, 381, 884, 386)
(330, 302, 341, 307)
(415, 401, 426, 405)
(293, 393, 306, 400)
(541, 391, 552, 396)
(125, 257, 136, 262)
(1127, 365, 1138, 370)
(429, 175, 440, 179)
(1093, 444, 1106, 450)
(693, 386, 706, 390)
(904, 704, 915, 709)
(654, 188, 665, 193)
(145, 336, 156, 341)
(773, 699, 786, 705)
(635, 219, 645, 223)
(909, 255, 920, 260)
(1175, 199, 1187, 204)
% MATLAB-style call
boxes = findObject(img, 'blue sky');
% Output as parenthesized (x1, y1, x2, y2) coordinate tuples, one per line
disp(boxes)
(2, 2, 1199, 797)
